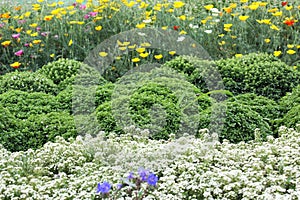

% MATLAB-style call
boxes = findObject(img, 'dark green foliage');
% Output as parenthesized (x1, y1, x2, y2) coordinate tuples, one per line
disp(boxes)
(226, 93, 282, 126)
(128, 82, 181, 140)
(0, 90, 59, 119)
(38, 58, 85, 85)
(279, 105, 300, 129)
(95, 83, 115, 106)
(280, 84, 300, 114)
(0, 105, 20, 150)
(96, 101, 123, 135)
(0, 108, 24, 152)
(164, 55, 223, 93)
(215, 53, 300, 100)
(198, 102, 272, 143)
(20, 112, 77, 151)
(0, 71, 57, 94)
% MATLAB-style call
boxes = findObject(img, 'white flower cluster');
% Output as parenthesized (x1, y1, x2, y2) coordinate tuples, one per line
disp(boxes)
(0, 126, 300, 199)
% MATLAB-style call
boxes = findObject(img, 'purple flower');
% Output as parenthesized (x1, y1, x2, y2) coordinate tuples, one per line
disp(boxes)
(96, 182, 111, 194)
(36, 27, 41, 31)
(84, 14, 90, 19)
(117, 183, 123, 190)
(12, 33, 20, 39)
(41, 32, 49, 37)
(127, 172, 134, 180)
(147, 173, 158, 186)
(18, 20, 26, 24)
(14, 49, 24, 56)
(138, 168, 149, 181)
(24, 43, 29, 47)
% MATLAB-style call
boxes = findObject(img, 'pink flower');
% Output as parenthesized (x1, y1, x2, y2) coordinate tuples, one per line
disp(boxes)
(36, 27, 41, 31)
(24, 43, 29, 47)
(0, 23, 4, 28)
(41, 32, 49, 37)
(79, 4, 86, 10)
(14, 49, 24, 56)
(12, 33, 21, 39)
(84, 14, 90, 19)
(89, 12, 97, 17)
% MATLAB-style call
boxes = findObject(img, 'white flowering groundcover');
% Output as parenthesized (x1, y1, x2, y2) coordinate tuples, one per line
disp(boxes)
(0, 125, 300, 199)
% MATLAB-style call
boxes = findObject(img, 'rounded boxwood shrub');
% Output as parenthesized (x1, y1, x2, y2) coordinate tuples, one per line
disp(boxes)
(280, 84, 300, 113)
(164, 55, 222, 93)
(95, 82, 115, 106)
(0, 105, 22, 152)
(226, 93, 282, 124)
(215, 53, 300, 100)
(18, 112, 77, 151)
(279, 105, 300, 129)
(0, 90, 59, 119)
(0, 71, 57, 94)
(198, 102, 272, 143)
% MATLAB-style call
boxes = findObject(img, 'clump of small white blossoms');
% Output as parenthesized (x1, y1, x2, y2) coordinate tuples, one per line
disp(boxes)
(0, 126, 300, 199)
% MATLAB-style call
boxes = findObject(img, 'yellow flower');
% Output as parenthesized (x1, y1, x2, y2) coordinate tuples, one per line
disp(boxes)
(204, 4, 214, 10)
(29, 23, 38, 28)
(287, 44, 294, 48)
(179, 15, 186, 20)
(219, 41, 226, 45)
(30, 32, 38, 37)
(285, 6, 293, 11)
(118, 47, 126, 51)
(287, 50, 296, 55)
(10, 62, 21, 69)
(68, 39, 73, 46)
(262, 19, 271, 24)
(273, 51, 282, 57)
(179, 30, 187, 35)
(162, 26, 168, 30)
(259, 2, 268, 6)
(270, 24, 280, 31)
(1, 40, 11, 47)
(240, 0, 248, 3)
(272, 11, 282, 17)
(224, 24, 233, 29)
(136, 23, 146, 29)
(132, 57, 140, 62)
(173, 1, 184, 8)
(128, 44, 136, 49)
(57, 1, 64, 5)
(296, 45, 300, 49)
(141, 42, 151, 47)
(95, 26, 102, 31)
(235, 54, 243, 58)
(248, 4, 259, 10)
(26, 30, 32, 35)
(32, 40, 41, 45)
(153, 4, 162, 11)
(15, 27, 23, 33)
(231, 36, 237, 39)
(268, 8, 278, 13)
(37, 0, 44, 2)
(77, 21, 84, 25)
(48, 2, 57, 7)
(154, 54, 163, 60)
(264, 39, 271, 43)
(293, 66, 297, 70)
(99, 52, 108, 57)
(169, 51, 176, 55)
(229, 3, 237, 9)
(50, 54, 55, 58)
(139, 52, 149, 58)
(76, 0, 84, 3)
(218, 34, 225, 37)
(239, 15, 249, 21)
(32, 4, 41, 11)
(136, 48, 146, 53)
(24, 11, 31, 17)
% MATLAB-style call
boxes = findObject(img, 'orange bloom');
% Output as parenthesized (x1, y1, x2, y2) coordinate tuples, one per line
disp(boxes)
(284, 18, 297, 26)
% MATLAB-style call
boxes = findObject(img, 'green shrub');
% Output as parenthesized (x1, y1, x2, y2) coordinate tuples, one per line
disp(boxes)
(38, 58, 85, 84)
(0, 105, 22, 152)
(215, 53, 300, 100)
(279, 105, 300, 129)
(96, 67, 203, 139)
(164, 55, 223, 93)
(198, 102, 272, 143)
(280, 84, 300, 114)
(95, 82, 115, 106)
(0, 90, 59, 119)
(19, 112, 77, 151)
(0, 71, 57, 94)
(226, 93, 282, 125)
